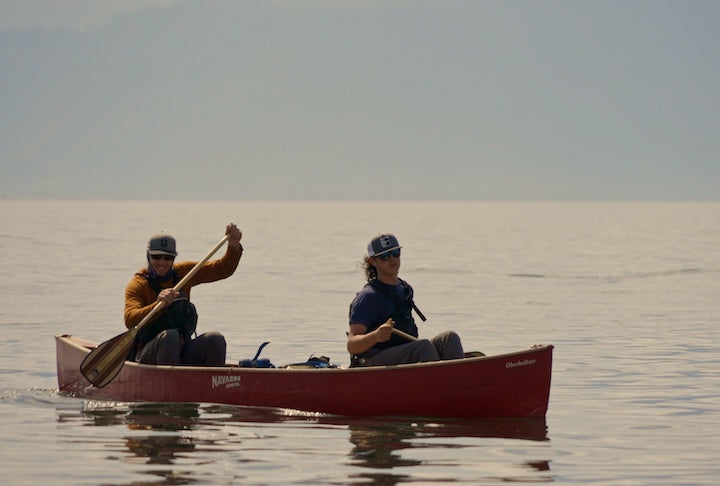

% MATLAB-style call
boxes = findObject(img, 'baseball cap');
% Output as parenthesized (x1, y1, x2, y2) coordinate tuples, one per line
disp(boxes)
(367, 234, 401, 257)
(147, 233, 177, 256)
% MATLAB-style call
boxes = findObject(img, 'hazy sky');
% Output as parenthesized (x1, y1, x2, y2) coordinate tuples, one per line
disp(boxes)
(1, 0, 718, 200)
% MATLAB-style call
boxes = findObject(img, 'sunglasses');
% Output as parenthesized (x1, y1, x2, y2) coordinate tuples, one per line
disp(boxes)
(150, 254, 175, 261)
(376, 249, 401, 260)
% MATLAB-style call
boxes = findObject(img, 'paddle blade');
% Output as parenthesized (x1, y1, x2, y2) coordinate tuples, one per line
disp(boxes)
(80, 330, 137, 388)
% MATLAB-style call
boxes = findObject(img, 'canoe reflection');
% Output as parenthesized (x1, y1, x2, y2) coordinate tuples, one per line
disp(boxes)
(123, 435, 196, 465)
(346, 417, 548, 467)
(343, 417, 549, 485)
(80, 402, 201, 430)
(75, 402, 550, 481)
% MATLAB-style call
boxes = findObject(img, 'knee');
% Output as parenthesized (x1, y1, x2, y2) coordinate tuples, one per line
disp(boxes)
(205, 332, 226, 349)
(446, 331, 462, 346)
(416, 339, 440, 361)
(435, 330, 464, 359)
(205, 332, 226, 362)
(159, 329, 181, 345)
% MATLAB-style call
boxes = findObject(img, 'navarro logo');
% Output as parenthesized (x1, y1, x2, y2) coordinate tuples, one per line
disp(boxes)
(212, 375, 242, 389)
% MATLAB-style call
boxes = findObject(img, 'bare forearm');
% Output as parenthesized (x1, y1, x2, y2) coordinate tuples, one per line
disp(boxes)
(347, 320, 394, 354)
(347, 332, 379, 355)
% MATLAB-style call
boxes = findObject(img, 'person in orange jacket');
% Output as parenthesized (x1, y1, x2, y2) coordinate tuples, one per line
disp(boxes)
(124, 223, 243, 365)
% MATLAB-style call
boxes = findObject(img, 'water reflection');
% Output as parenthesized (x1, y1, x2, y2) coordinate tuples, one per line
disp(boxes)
(58, 402, 551, 484)
(348, 421, 423, 469)
(78, 402, 201, 430)
(67, 403, 206, 484)
(123, 435, 196, 465)
(344, 417, 550, 485)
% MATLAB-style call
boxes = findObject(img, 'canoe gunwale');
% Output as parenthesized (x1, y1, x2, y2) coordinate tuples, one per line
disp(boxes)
(57, 333, 552, 373)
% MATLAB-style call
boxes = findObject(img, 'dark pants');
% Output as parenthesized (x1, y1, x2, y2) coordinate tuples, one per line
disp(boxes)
(136, 329, 226, 366)
(357, 330, 464, 367)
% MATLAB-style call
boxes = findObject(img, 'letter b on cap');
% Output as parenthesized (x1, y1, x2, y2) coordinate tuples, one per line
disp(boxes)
(379, 236, 393, 249)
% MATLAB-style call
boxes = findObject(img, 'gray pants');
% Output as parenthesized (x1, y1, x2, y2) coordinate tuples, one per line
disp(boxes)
(136, 329, 226, 366)
(358, 330, 464, 367)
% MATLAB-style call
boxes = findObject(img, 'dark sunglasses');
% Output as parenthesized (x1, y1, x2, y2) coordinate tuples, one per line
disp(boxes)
(150, 254, 175, 261)
(376, 249, 401, 260)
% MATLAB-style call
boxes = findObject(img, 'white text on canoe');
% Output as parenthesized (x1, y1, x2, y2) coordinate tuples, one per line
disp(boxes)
(212, 375, 242, 389)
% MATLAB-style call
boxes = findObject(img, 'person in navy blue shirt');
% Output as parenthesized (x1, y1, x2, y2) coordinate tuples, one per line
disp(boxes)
(347, 233, 465, 367)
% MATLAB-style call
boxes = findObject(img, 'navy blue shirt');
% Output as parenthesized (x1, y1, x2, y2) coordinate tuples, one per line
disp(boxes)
(349, 280, 419, 350)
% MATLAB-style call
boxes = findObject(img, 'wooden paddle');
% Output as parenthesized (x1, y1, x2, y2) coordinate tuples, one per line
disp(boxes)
(80, 235, 230, 388)
(392, 328, 418, 342)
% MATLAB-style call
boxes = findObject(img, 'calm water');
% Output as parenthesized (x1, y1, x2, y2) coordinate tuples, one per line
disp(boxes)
(1, 200, 718, 485)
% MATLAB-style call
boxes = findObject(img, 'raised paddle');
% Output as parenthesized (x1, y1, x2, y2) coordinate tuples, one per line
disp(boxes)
(80, 234, 230, 388)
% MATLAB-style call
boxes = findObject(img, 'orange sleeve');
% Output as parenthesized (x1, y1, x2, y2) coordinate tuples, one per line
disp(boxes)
(175, 245, 243, 297)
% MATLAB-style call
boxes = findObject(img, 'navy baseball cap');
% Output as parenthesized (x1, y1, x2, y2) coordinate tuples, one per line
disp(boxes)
(367, 234, 401, 257)
(147, 233, 177, 256)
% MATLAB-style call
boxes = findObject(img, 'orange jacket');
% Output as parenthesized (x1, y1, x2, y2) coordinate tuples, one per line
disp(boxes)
(124, 245, 242, 329)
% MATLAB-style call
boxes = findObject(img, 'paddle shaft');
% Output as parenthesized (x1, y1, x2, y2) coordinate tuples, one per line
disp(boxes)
(392, 328, 418, 342)
(80, 234, 230, 387)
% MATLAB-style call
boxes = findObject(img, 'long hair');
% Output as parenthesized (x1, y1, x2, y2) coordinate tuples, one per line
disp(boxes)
(362, 256, 377, 282)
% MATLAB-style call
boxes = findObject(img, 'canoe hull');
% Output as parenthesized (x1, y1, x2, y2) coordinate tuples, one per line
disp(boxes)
(56, 334, 553, 418)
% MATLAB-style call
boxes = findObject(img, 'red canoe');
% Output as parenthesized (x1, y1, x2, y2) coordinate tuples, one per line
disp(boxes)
(56, 334, 553, 418)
